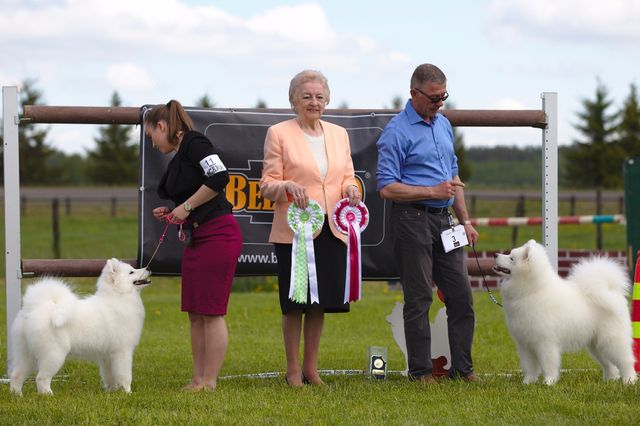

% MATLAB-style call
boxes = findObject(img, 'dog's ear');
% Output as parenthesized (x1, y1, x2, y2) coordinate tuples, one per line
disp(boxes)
(105, 258, 117, 271)
(103, 258, 120, 280)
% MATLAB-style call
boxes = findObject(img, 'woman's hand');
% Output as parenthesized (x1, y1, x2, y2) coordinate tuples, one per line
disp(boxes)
(345, 185, 362, 207)
(153, 206, 170, 222)
(168, 205, 190, 222)
(285, 182, 309, 209)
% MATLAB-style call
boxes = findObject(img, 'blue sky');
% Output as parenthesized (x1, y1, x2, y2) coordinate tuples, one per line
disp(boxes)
(1, 0, 639, 154)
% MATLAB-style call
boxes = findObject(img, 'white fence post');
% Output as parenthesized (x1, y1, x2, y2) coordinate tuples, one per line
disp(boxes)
(3, 86, 22, 374)
(542, 92, 558, 270)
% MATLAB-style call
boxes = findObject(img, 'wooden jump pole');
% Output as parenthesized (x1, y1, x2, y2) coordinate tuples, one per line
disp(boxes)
(20, 257, 498, 277)
(23, 105, 547, 128)
(21, 259, 138, 277)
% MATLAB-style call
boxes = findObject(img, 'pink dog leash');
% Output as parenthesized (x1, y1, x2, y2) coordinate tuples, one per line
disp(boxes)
(144, 215, 186, 269)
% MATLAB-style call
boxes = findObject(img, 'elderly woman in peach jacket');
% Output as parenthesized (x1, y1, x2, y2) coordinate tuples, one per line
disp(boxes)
(260, 70, 361, 387)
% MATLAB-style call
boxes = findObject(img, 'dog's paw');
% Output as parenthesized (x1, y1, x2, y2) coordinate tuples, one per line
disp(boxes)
(543, 376, 559, 386)
(522, 376, 538, 385)
(9, 386, 23, 397)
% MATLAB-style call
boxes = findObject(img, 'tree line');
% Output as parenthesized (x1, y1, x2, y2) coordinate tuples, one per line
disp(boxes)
(1, 79, 639, 188)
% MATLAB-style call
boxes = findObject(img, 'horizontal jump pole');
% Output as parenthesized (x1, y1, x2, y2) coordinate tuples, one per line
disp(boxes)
(22, 105, 547, 128)
(21, 259, 137, 277)
(21, 257, 497, 277)
(461, 214, 625, 227)
(23, 106, 142, 125)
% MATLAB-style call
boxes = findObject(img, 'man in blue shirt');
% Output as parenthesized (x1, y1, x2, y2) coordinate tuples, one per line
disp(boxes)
(376, 63, 479, 383)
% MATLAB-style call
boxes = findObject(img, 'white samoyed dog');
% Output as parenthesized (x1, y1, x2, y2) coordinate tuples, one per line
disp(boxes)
(9, 259, 151, 395)
(494, 240, 636, 386)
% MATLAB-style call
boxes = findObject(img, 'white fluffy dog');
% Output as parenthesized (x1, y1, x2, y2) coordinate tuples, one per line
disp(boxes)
(9, 259, 151, 395)
(494, 240, 637, 385)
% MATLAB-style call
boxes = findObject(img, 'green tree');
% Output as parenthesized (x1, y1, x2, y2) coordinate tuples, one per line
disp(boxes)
(446, 102, 471, 182)
(195, 94, 215, 108)
(48, 152, 89, 185)
(616, 83, 640, 159)
(86, 92, 138, 185)
(18, 79, 60, 185)
(453, 126, 472, 182)
(385, 95, 403, 110)
(564, 81, 622, 188)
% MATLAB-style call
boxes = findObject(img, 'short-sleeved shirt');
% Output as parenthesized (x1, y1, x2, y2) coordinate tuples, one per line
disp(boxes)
(376, 100, 458, 209)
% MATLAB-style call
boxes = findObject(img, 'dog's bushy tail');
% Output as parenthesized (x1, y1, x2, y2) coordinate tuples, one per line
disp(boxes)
(568, 257, 630, 307)
(22, 278, 78, 328)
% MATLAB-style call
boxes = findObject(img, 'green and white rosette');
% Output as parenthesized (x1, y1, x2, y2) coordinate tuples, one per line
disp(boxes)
(287, 199, 324, 304)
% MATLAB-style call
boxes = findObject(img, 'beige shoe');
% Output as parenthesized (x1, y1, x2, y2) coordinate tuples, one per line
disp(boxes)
(462, 373, 480, 382)
(411, 374, 436, 384)
(285, 374, 303, 388)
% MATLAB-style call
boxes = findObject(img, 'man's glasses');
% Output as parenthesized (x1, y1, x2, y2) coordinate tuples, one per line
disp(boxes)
(413, 87, 449, 103)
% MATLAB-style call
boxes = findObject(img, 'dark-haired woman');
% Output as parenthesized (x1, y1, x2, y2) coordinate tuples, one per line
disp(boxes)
(145, 100, 242, 391)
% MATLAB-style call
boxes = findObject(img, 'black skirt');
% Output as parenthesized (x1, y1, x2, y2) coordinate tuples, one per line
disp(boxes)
(274, 217, 349, 314)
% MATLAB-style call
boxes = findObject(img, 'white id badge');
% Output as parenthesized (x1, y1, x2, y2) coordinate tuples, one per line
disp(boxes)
(441, 225, 469, 253)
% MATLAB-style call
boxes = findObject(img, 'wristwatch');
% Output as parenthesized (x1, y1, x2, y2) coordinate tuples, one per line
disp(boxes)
(183, 201, 193, 212)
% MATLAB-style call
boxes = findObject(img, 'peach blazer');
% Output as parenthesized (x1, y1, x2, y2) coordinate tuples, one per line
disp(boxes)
(260, 118, 358, 244)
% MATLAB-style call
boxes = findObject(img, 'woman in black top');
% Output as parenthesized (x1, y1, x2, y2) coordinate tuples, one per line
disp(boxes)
(145, 100, 242, 391)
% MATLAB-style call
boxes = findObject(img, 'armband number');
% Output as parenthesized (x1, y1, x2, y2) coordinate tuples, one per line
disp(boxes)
(199, 154, 226, 177)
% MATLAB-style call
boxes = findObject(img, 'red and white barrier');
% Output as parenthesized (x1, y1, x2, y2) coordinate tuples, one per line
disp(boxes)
(458, 214, 625, 227)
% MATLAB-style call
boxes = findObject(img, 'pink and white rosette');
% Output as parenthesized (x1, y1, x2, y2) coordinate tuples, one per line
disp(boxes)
(333, 198, 369, 303)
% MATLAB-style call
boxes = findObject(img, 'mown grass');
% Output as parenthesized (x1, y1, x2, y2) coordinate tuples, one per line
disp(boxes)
(2, 280, 640, 425)
(0, 194, 636, 424)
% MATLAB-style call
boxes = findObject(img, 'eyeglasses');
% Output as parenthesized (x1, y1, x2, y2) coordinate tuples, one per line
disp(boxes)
(413, 87, 449, 103)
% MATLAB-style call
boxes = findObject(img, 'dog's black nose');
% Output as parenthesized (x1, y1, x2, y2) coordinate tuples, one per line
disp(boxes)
(494, 253, 498, 258)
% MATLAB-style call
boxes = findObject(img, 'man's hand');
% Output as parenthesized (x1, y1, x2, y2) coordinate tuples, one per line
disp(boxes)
(464, 223, 479, 246)
(432, 180, 465, 199)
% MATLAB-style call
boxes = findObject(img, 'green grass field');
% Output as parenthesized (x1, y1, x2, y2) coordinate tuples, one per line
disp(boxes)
(2, 280, 640, 424)
(0, 196, 637, 424)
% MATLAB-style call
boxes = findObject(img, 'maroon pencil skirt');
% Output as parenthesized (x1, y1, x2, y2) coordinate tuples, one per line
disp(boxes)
(181, 213, 242, 315)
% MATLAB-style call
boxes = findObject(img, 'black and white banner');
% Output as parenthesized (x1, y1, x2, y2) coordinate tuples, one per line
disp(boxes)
(139, 107, 398, 278)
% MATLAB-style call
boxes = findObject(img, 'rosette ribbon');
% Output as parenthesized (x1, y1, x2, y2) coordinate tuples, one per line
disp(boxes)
(333, 199, 369, 303)
(287, 199, 324, 304)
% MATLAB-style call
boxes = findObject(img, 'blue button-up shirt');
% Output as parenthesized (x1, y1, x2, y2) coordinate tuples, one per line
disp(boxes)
(376, 100, 458, 208)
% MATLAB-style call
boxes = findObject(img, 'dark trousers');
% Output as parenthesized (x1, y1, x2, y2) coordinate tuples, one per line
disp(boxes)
(390, 203, 475, 378)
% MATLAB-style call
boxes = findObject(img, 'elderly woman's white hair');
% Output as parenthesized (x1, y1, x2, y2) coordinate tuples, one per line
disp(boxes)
(288, 70, 331, 110)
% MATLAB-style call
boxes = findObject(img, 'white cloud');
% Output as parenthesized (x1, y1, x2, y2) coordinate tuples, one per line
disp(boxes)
(48, 125, 98, 154)
(0, 0, 397, 153)
(106, 63, 156, 91)
(490, 97, 531, 110)
(0, 72, 20, 88)
(463, 127, 544, 148)
(487, 0, 640, 44)
(0, 0, 374, 61)
(246, 3, 337, 47)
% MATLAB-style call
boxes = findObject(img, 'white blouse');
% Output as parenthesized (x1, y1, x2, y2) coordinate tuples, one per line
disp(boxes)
(304, 132, 328, 180)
